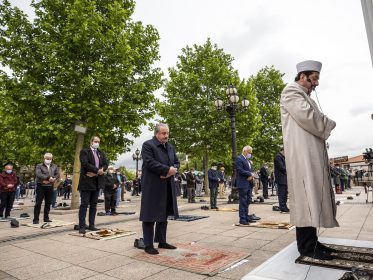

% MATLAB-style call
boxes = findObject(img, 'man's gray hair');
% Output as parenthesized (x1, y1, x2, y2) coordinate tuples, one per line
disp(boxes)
(44, 152, 53, 158)
(242, 146, 253, 153)
(154, 123, 169, 135)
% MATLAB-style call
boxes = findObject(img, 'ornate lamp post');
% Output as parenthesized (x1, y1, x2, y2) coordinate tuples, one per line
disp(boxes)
(132, 148, 142, 179)
(214, 83, 249, 203)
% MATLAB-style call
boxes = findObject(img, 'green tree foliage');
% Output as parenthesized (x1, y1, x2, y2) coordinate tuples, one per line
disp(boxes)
(158, 39, 260, 176)
(251, 66, 286, 166)
(0, 0, 162, 166)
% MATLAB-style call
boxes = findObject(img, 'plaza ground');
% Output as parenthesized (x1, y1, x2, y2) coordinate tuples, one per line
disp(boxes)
(0, 186, 372, 280)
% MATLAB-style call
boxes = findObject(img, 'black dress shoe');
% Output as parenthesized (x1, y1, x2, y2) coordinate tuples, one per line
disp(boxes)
(301, 248, 334, 260)
(79, 228, 86, 234)
(248, 214, 261, 220)
(88, 226, 99, 231)
(145, 246, 159, 255)
(239, 221, 249, 226)
(158, 243, 177, 249)
(33, 220, 39, 224)
(317, 242, 337, 253)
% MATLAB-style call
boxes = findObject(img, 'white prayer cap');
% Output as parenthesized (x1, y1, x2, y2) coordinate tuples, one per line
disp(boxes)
(296, 60, 322, 73)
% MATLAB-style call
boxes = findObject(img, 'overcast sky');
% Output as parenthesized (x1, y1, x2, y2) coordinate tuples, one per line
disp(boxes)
(9, 0, 373, 168)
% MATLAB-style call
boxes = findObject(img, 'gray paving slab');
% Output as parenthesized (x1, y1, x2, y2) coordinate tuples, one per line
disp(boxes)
(78, 254, 135, 273)
(104, 262, 168, 280)
(143, 268, 206, 280)
(84, 275, 121, 280)
(28, 265, 98, 280)
(5, 258, 72, 280)
(0, 186, 372, 280)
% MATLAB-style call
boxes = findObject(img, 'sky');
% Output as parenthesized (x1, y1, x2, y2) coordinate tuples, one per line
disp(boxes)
(8, 0, 373, 169)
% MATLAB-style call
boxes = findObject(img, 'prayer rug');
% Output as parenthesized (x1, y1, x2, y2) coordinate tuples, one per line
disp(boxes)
(70, 229, 136, 240)
(168, 215, 209, 222)
(97, 211, 136, 216)
(241, 221, 294, 230)
(296, 244, 373, 272)
(135, 242, 250, 276)
(212, 208, 238, 212)
(0, 217, 29, 222)
(22, 220, 75, 229)
(339, 269, 373, 279)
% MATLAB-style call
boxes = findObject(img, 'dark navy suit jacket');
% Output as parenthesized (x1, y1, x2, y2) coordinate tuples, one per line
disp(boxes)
(235, 155, 253, 190)
(274, 152, 287, 185)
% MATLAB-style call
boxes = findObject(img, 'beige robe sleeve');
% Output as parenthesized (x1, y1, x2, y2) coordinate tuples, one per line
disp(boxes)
(282, 90, 336, 140)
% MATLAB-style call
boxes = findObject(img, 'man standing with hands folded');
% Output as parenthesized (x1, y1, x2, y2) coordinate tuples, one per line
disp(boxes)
(140, 123, 180, 255)
(78, 136, 108, 234)
(34, 153, 60, 224)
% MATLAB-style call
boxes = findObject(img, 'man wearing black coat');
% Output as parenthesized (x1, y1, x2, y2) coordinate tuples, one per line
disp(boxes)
(274, 147, 289, 212)
(78, 136, 108, 234)
(208, 163, 219, 209)
(140, 123, 179, 255)
(186, 168, 196, 203)
(259, 164, 270, 199)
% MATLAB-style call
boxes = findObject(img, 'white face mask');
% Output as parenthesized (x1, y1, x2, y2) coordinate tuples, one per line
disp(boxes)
(91, 143, 99, 149)
(44, 159, 52, 165)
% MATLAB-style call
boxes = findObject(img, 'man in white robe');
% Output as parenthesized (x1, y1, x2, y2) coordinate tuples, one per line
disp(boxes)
(280, 60, 338, 260)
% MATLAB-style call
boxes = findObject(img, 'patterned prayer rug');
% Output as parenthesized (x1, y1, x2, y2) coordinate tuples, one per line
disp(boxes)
(70, 229, 136, 240)
(168, 215, 209, 222)
(238, 221, 294, 230)
(22, 220, 75, 229)
(296, 243, 373, 272)
(135, 242, 250, 276)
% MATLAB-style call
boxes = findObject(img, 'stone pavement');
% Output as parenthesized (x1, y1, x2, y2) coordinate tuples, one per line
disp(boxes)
(0, 186, 372, 280)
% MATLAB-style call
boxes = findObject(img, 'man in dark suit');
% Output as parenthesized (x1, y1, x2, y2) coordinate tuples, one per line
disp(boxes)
(208, 163, 219, 209)
(235, 146, 254, 225)
(78, 136, 108, 234)
(274, 147, 289, 212)
(260, 164, 269, 199)
(33, 153, 60, 224)
(140, 123, 180, 255)
(186, 168, 196, 203)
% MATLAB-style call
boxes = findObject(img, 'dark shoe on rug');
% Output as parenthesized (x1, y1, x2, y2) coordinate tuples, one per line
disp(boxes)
(317, 242, 337, 253)
(32, 220, 39, 224)
(249, 214, 261, 220)
(88, 226, 99, 231)
(158, 242, 177, 249)
(79, 228, 86, 234)
(301, 248, 334, 261)
(239, 221, 249, 226)
(145, 246, 159, 255)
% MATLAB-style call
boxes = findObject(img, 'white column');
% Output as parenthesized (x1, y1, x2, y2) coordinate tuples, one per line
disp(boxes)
(361, 0, 373, 66)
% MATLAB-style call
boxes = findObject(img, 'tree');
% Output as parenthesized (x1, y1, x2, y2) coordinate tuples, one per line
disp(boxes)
(0, 0, 162, 166)
(158, 39, 260, 189)
(251, 66, 286, 166)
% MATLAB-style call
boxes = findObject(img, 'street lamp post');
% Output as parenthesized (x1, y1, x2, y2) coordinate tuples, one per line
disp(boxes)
(132, 148, 142, 179)
(215, 83, 249, 203)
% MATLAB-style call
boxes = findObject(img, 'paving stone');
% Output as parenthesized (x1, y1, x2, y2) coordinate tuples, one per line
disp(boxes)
(144, 268, 206, 280)
(28, 265, 97, 280)
(79, 254, 135, 273)
(84, 274, 121, 280)
(105, 261, 168, 280)
(5, 258, 71, 280)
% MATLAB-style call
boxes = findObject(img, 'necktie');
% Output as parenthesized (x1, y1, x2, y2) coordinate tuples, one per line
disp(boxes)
(93, 149, 99, 168)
